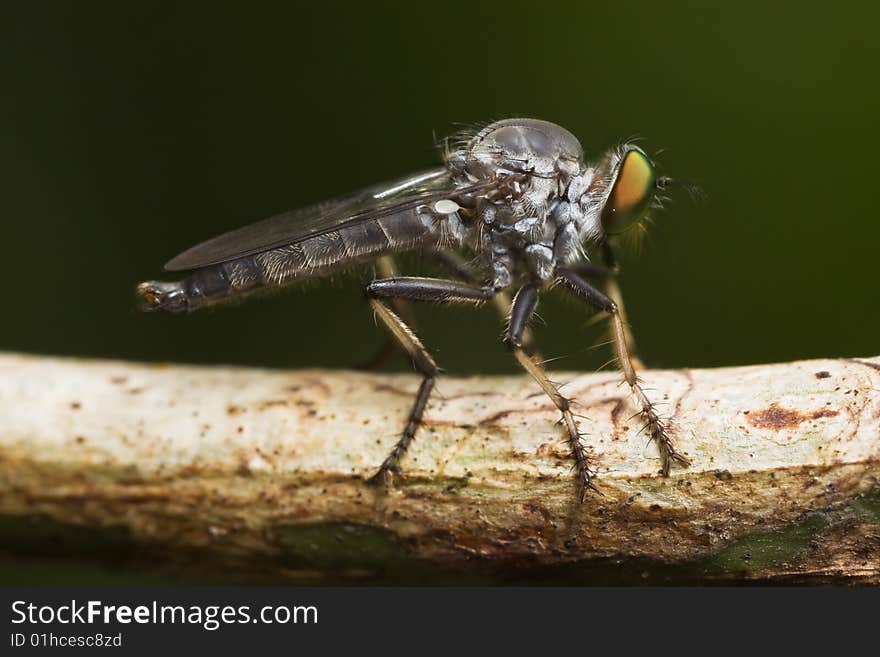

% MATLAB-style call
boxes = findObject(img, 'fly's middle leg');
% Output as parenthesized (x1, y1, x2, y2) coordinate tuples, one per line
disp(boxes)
(425, 248, 539, 357)
(506, 282, 598, 500)
(366, 277, 496, 484)
(556, 267, 690, 476)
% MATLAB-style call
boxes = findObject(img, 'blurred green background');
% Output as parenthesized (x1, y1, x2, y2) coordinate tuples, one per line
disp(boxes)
(3, 1, 878, 372)
(1, 1, 878, 582)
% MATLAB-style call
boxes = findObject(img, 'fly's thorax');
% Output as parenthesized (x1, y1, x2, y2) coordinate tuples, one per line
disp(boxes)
(559, 170, 602, 244)
(463, 119, 583, 176)
(516, 209, 589, 280)
(477, 192, 588, 284)
(464, 166, 587, 236)
(464, 162, 600, 284)
(447, 119, 584, 206)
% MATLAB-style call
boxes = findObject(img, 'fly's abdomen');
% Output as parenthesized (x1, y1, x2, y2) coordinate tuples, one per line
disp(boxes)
(136, 266, 241, 313)
(137, 207, 442, 312)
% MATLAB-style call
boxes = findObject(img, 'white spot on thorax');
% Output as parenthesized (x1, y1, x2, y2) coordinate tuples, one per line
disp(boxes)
(433, 199, 460, 215)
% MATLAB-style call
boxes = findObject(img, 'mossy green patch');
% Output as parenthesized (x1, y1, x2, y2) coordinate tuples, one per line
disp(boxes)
(277, 522, 408, 571)
(700, 514, 829, 574)
(850, 489, 880, 521)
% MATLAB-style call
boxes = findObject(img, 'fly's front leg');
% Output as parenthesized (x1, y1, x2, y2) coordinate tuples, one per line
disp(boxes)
(426, 248, 539, 356)
(604, 279, 645, 370)
(506, 282, 597, 500)
(565, 261, 613, 282)
(600, 240, 644, 370)
(366, 277, 496, 484)
(556, 268, 690, 475)
(568, 251, 645, 369)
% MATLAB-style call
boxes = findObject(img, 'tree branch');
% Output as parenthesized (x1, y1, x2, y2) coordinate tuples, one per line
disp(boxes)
(0, 352, 878, 583)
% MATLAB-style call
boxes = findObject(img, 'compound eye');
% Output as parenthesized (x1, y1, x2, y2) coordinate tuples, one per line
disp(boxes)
(601, 148, 656, 234)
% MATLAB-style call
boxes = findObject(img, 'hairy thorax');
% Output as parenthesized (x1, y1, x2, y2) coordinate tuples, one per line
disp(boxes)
(446, 118, 596, 287)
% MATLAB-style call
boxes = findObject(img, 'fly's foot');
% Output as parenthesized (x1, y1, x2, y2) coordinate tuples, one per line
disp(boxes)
(641, 401, 690, 476)
(366, 462, 401, 488)
(561, 408, 602, 501)
(575, 462, 602, 503)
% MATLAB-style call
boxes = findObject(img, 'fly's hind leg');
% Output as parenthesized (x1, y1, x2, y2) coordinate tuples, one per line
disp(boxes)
(366, 299, 436, 484)
(506, 282, 598, 500)
(366, 277, 496, 484)
(556, 267, 690, 475)
(359, 256, 417, 370)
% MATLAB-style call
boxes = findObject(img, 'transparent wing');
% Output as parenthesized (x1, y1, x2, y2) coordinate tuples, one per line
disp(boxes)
(164, 168, 489, 271)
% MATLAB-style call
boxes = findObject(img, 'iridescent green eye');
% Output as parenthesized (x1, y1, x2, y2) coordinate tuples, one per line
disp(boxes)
(601, 148, 656, 234)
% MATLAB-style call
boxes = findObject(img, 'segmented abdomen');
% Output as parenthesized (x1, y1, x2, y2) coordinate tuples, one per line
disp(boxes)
(182, 208, 440, 309)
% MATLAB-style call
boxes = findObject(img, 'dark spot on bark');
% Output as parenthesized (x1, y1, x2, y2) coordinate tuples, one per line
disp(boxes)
(748, 403, 839, 430)
(439, 390, 505, 401)
(372, 382, 416, 397)
(69, 402, 81, 410)
(535, 442, 557, 457)
(844, 358, 880, 374)
(128, 388, 143, 395)
(226, 404, 244, 416)
(75, 435, 86, 444)
(479, 409, 517, 425)
(110, 376, 127, 385)
(609, 397, 627, 429)
(714, 469, 733, 481)
(258, 399, 288, 410)
(814, 371, 831, 379)
(649, 504, 662, 512)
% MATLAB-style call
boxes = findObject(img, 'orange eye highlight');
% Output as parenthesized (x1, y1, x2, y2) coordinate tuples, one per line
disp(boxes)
(601, 148, 656, 234)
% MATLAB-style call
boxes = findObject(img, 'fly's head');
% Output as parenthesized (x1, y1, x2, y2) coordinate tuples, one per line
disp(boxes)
(578, 144, 673, 243)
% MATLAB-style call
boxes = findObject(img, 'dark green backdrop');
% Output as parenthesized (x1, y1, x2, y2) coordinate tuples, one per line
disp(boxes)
(3, 1, 878, 374)
(0, 1, 877, 582)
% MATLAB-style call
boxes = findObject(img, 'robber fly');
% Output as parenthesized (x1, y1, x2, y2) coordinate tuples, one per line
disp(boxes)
(138, 118, 690, 500)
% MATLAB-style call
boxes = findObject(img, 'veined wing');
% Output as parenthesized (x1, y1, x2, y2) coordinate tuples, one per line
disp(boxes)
(165, 168, 488, 271)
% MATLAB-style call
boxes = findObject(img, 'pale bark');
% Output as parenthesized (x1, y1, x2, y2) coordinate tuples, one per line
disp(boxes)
(0, 352, 878, 584)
